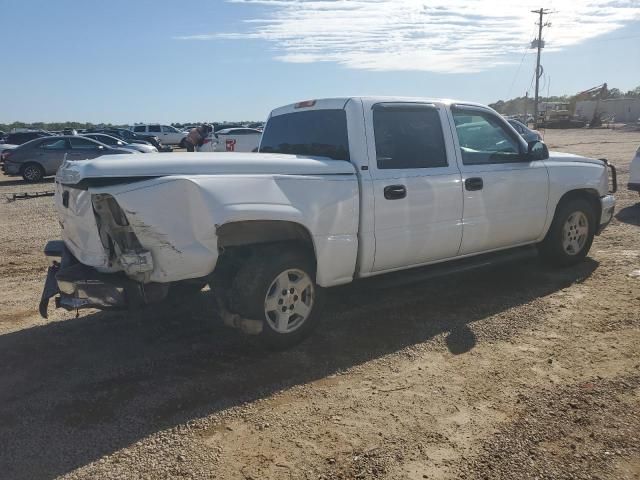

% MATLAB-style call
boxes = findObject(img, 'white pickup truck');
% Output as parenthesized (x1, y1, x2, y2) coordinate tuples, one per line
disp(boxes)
(40, 97, 617, 348)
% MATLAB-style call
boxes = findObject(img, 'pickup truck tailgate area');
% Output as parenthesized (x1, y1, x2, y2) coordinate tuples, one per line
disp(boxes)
(55, 182, 110, 268)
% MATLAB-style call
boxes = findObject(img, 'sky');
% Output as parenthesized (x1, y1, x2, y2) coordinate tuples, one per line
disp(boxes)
(0, 0, 639, 124)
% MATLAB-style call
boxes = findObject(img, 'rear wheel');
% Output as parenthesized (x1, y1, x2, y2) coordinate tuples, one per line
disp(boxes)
(538, 197, 596, 266)
(21, 163, 44, 183)
(230, 245, 321, 349)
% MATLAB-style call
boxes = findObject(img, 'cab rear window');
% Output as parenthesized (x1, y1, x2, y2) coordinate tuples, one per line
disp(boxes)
(259, 109, 350, 161)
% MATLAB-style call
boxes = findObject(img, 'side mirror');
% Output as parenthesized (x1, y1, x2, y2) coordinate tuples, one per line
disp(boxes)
(527, 140, 549, 161)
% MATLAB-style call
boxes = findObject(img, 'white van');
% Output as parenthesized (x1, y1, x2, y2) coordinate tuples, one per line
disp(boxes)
(130, 124, 187, 146)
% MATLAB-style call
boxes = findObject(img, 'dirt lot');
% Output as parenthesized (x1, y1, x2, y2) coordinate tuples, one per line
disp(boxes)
(0, 129, 638, 480)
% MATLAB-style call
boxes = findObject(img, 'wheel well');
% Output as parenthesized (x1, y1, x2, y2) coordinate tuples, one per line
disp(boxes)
(217, 220, 316, 257)
(555, 189, 601, 223)
(212, 221, 316, 289)
(20, 161, 43, 172)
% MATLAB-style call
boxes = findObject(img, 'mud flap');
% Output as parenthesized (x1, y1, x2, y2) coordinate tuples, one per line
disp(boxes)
(39, 262, 60, 319)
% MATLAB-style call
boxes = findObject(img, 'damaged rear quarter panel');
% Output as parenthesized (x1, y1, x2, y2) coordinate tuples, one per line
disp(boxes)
(92, 173, 358, 284)
(93, 177, 219, 283)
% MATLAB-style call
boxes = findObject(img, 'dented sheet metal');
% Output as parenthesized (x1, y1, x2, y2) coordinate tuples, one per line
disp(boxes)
(55, 154, 359, 287)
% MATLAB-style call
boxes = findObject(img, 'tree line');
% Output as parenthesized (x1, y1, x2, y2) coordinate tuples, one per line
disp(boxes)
(0, 121, 125, 133)
(0, 120, 262, 133)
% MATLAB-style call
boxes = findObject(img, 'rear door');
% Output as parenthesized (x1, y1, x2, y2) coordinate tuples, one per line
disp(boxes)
(367, 103, 463, 272)
(448, 106, 549, 255)
(38, 138, 70, 175)
(148, 124, 162, 140)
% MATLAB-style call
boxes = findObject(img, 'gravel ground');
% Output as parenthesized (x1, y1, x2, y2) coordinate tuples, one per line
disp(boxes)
(0, 128, 638, 480)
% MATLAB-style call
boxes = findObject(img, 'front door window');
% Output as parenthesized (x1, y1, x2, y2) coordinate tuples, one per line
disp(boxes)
(452, 109, 522, 165)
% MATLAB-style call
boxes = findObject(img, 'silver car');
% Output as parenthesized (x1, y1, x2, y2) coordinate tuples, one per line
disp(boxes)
(1, 136, 136, 183)
(82, 133, 157, 153)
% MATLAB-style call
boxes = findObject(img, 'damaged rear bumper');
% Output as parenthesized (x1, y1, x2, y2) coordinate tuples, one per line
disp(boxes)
(39, 241, 168, 318)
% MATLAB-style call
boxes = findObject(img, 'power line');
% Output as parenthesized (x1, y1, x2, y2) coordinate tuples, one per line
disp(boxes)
(506, 24, 538, 99)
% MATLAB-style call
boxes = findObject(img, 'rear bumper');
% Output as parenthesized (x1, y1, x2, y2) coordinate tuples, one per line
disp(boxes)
(39, 241, 168, 318)
(1, 161, 20, 175)
(597, 194, 616, 235)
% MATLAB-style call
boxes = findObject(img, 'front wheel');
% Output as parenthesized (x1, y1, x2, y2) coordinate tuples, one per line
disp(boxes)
(538, 197, 596, 266)
(230, 245, 321, 349)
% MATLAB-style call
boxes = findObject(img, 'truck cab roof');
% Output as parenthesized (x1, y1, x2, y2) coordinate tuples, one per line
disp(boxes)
(269, 97, 490, 117)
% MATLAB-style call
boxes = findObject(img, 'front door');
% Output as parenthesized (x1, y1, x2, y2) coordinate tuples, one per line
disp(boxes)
(449, 106, 549, 255)
(369, 103, 463, 272)
(68, 137, 108, 161)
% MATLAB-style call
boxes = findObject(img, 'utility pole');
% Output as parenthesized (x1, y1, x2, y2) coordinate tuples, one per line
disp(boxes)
(531, 8, 550, 129)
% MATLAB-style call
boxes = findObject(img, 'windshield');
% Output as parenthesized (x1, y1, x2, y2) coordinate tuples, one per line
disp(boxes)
(259, 109, 350, 161)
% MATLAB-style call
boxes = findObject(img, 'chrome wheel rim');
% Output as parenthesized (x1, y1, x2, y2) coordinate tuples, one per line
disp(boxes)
(264, 269, 314, 334)
(23, 166, 40, 181)
(562, 211, 589, 255)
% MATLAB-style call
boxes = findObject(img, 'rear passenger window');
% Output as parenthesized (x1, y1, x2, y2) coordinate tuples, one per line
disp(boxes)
(70, 138, 101, 150)
(133, 126, 146, 133)
(148, 125, 161, 133)
(259, 109, 350, 161)
(373, 105, 448, 169)
(40, 139, 67, 150)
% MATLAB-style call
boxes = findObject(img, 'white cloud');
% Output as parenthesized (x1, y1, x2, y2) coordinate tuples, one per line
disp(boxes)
(175, 0, 640, 73)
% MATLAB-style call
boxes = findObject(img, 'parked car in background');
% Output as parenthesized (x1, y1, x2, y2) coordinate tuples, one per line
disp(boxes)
(214, 123, 245, 133)
(197, 127, 262, 152)
(131, 124, 187, 146)
(89, 128, 170, 151)
(62, 128, 78, 136)
(1, 136, 136, 182)
(507, 119, 542, 143)
(82, 133, 157, 153)
(5, 130, 52, 145)
(629, 145, 640, 196)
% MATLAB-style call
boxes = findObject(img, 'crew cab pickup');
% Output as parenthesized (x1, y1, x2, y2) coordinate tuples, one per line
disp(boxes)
(40, 97, 617, 348)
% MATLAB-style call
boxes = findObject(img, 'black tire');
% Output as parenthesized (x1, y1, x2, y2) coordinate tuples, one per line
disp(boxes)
(21, 163, 44, 183)
(179, 138, 187, 149)
(538, 197, 596, 267)
(230, 244, 321, 349)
